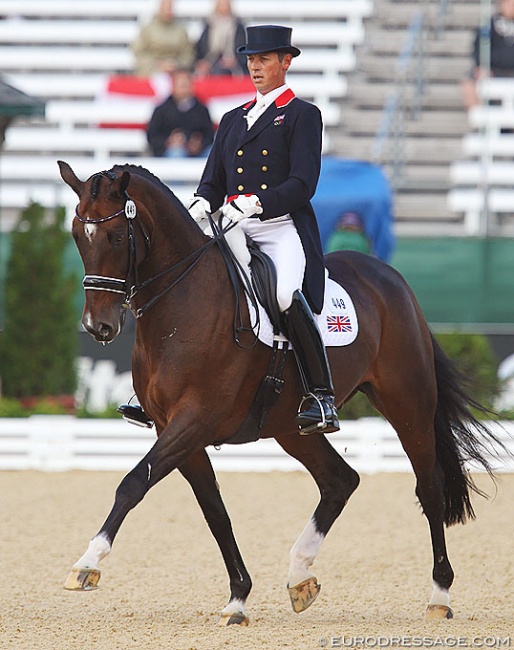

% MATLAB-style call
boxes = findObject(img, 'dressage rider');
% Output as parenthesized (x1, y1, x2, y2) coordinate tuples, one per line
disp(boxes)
(189, 25, 339, 435)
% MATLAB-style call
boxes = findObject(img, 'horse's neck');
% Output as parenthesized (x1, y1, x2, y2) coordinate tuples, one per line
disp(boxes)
(134, 199, 228, 320)
(141, 194, 208, 272)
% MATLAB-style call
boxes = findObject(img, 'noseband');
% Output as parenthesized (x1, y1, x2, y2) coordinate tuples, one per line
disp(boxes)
(75, 170, 149, 306)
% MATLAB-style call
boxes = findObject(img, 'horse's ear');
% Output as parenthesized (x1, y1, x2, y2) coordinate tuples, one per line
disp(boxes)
(58, 160, 84, 197)
(119, 171, 131, 194)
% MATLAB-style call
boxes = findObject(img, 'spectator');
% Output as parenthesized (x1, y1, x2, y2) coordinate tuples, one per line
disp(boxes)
(325, 212, 371, 256)
(461, 0, 514, 109)
(131, 0, 194, 77)
(146, 68, 214, 157)
(194, 0, 248, 77)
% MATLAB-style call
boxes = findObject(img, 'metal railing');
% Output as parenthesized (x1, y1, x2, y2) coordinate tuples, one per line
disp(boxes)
(372, 11, 427, 188)
(372, 0, 453, 189)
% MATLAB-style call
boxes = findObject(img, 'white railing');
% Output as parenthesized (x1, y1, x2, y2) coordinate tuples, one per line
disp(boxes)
(448, 78, 514, 234)
(0, 416, 512, 474)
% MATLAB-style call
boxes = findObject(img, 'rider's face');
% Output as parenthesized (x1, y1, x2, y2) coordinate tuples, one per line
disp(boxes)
(500, 0, 514, 19)
(246, 52, 292, 95)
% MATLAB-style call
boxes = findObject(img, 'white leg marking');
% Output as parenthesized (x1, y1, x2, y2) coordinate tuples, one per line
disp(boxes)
(288, 518, 325, 587)
(73, 532, 111, 570)
(221, 598, 246, 616)
(429, 581, 450, 607)
(84, 223, 98, 243)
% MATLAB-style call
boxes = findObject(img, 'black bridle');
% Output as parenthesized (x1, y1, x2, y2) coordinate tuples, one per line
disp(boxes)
(75, 172, 222, 319)
(75, 172, 148, 308)
(76, 170, 261, 345)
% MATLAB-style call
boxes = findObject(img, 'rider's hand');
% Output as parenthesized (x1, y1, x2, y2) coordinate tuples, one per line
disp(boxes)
(188, 195, 211, 222)
(221, 195, 263, 223)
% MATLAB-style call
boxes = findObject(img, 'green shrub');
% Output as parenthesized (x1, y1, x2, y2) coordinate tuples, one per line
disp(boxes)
(0, 397, 71, 417)
(340, 391, 378, 420)
(75, 405, 121, 419)
(0, 397, 29, 417)
(0, 203, 78, 399)
(435, 332, 501, 411)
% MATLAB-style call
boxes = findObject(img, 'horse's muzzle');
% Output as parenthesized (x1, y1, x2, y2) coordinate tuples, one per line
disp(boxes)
(82, 308, 126, 343)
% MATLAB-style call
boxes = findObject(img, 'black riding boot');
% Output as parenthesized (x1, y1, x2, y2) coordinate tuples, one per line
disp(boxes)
(283, 290, 340, 435)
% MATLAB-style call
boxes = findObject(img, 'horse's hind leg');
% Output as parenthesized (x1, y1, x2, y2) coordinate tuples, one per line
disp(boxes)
(408, 448, 454, 621)
(366, 377, 454, 621)
(178, 449, 252, 626)
(276, 433, 360, 613)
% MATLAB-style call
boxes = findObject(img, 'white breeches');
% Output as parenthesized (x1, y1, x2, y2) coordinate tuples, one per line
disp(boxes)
(238, 215, 306, 312)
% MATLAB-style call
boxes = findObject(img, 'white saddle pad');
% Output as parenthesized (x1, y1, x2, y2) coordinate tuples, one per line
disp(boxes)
(248, 270, 359, 348)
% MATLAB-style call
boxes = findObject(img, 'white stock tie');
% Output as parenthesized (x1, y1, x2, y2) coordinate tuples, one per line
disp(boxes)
(246, 99, 267, 130)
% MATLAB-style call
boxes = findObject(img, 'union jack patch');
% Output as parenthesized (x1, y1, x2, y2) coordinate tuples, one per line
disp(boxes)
(273, 114, 285, 126)
(326, 315, 352, 333)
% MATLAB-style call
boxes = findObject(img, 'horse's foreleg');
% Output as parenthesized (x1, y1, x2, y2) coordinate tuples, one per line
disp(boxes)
(64, 423, 197, 591)
(179, 449, 252, 626)
(276, 433, 360, 613)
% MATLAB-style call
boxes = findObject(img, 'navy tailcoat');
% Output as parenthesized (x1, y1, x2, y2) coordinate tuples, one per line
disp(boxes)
(196, 88, 325, 313)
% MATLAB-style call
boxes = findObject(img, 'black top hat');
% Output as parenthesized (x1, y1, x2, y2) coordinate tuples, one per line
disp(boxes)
(237, 25, 301, 57)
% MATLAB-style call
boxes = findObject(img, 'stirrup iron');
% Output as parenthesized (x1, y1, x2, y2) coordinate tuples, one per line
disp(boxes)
(296, 392, 339, 435)
(297, 393, 327, 434)
(117, 404, 154, 428)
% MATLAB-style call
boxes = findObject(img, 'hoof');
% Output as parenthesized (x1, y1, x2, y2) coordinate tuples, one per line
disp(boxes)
(288, 576, 321, 613)
(218, 612, 249, 626)
(63, 568, 101, 591)
(425, 604, 454, 621)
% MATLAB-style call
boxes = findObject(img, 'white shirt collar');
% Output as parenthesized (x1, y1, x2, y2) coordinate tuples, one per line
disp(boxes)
(255, 84, 289, 110)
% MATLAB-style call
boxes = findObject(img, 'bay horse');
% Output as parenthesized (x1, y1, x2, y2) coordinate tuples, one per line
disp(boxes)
(59, 160, 503, 625)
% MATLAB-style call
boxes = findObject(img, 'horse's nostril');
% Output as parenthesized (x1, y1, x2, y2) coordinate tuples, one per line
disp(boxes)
(96, 323, 114, 341)
(83, 318, 114, 342)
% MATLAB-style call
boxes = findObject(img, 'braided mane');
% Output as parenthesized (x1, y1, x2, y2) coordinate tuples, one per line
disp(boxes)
(111, 164, 186, 212)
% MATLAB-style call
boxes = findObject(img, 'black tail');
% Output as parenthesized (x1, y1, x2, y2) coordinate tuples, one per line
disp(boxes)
(431, 333, 507, 526)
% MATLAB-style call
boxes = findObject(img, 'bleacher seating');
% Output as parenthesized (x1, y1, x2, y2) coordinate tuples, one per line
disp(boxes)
(448, 78, 514, 235)
(0, 0, 372, 227)
(0, 156, 206, 216)
(1, 0, 372, 23)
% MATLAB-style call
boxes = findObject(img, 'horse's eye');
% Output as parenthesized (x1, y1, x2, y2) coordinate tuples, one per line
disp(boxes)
(107, 231, 125, 246)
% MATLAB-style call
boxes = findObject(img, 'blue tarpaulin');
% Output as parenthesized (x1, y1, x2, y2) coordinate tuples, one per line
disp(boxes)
(312, 157, 395, 262)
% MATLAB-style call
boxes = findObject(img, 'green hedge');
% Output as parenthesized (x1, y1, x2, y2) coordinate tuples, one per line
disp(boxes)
(0, 203, 78, 398)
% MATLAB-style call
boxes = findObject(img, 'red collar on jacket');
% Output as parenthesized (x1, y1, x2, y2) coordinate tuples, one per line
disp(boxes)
(243, 88, 296, 110)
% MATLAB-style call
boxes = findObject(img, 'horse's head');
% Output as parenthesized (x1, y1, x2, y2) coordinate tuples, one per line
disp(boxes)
(59, 160, 149, 343)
